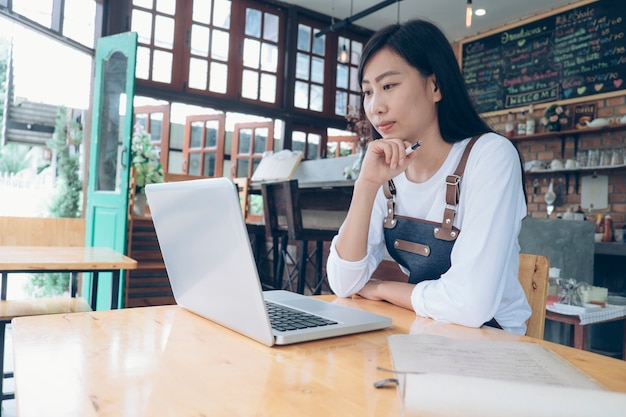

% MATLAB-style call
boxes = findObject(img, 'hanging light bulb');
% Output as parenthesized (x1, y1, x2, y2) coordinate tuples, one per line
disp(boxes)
(466, 0, 473, 28)
(339, 43, 349, 63)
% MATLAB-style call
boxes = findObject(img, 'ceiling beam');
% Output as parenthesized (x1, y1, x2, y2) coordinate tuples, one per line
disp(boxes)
(315, 0, 403, 38)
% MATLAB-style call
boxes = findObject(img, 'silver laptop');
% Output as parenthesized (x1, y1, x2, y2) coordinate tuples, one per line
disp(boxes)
(145, 177, 392, 346)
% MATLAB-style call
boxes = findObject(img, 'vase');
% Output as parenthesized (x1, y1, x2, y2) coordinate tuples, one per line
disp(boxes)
(133, 192, 147, 216)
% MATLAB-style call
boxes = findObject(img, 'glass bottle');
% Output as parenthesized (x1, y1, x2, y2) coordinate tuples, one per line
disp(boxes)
(603, 215, 614, 242)
(526, 104, 536, 135)
(517, 109, 526, 136)
(505, 112, 515, 138)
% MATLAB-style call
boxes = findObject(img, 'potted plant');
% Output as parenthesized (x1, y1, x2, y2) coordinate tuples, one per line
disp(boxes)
(541, 104, 570, 132)
(131, 124, 164, 215)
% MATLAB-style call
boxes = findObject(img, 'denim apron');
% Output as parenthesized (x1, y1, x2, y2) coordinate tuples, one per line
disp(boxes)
(382, 135, 500, 329)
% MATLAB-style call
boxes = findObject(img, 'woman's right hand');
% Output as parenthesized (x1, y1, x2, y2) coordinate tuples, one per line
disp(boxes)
(357, 138, 417, 186)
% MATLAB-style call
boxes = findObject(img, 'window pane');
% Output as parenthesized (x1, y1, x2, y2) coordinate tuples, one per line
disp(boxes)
(154, 15, 175, 48)
(349, 94, 360, 111)
(131, 9, 153, 44)
(192, 0, 211, 24)
(336, 64, 348, 88)
(260, 74, 276, 103)
(310, 85, 323, 112)
(297, 24, 311, 52)
(13, 0, 52, 26)
(190, 122, 203, 147)
(308, 134, 321, 159)
(156, 0, 175, 15)
(351, 40, 362, 65)
(254, 128, 268, 153)
(203, 153, 216, 176)
(350, 66, 360, 91)
(245, 8, 262, 37)
(189, 153, 201, 175)
(136, 46, 151, 79)
(211, 30, 229, 60)
(206, 121, 218, 147)
(188, 58, 208, 90)
(294, 81, 309, 109)
(134, 0, 153, 8)
(260, 43, 277, 72)
(335, 91, 347, 116)
(252, 159, 261, 175)
(152, 50, 173, 83)
(295, 53, 310, 80)
(327, 142, 337, 158)
(213, 0, 231, 29)
(241, 70, 259, 99)
(263, 13, 279, 42)
(190, 24, 210, 56)
(243, 38, 260, 69)
(237, 159, 249, 178)
(209, 62, 228, 93)
(311, 57, 324, 84)
(149, 117, 163, 141)
(63, 0, 96, 48)
(312, 30, 325, 55)
(239, 129, 252, 153)
(292, 131, 306, 153)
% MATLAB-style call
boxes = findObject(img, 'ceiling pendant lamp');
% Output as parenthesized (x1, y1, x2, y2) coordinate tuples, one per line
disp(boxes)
(466, 0, 473, 28)
(339, 43, 349, 63)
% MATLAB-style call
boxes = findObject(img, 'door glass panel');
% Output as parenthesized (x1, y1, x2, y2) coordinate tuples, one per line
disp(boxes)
(191, 24, 210, 56)
(189, 58, 208, 89)
(259, 73, 276, 103)
(203, 153, 216, 176)
(260, 43, 277, 72)
(241, 70, 259, 99)
(211, 30, 229, 60)
(297, 24, 310, 51)
(263, 13, 279, 42)
(296, 53, 309, 79)
(131, 9, 153, 44)
(311, 57, 324, 83)
(190, 122, 203, 147)
(192, 0, 211, 23)
(189, 153, 201, 175)
(156, 0, 175, 15)
(154, 15, 175, 48)
(254, 128, 267, 153)
(243, 38, 260, 69)
(237, 159, 249, 178)
(206, 120, 218, 147)
(152, 50, 173, 83)
(312, 30, 325, 55)
(96, 51, 127, 192)
(213, 0, 231, 29)
(238, 129, 252, 153)
(245, 8, 262, 37)
(209, 62, 228, 93)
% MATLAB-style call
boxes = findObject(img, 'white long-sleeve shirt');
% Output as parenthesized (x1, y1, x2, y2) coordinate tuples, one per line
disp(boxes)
(327, 133, 531, 334)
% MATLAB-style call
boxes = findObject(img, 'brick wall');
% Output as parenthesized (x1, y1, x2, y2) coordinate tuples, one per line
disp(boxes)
(484, 94, 626, 230)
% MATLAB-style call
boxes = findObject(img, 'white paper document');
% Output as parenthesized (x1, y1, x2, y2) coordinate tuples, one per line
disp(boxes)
(388, 334, 626, 417)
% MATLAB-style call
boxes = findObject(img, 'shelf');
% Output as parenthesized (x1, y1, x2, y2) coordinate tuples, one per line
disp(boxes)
(525, 164, 626, 176)
(511, 123, 626, 142)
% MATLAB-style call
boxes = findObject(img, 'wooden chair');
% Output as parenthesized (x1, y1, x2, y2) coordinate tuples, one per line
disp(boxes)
(518, 253, 550, 340)
(232, 177, 275, 289)
(0, 216, 92, 407)
(261, 180, 339, 295)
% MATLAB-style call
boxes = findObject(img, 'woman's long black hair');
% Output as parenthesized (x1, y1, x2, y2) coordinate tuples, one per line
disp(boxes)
(358, 19, 492, 143)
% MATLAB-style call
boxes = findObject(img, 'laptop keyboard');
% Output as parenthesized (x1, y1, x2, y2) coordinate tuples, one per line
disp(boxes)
(265, 301, 338, 332)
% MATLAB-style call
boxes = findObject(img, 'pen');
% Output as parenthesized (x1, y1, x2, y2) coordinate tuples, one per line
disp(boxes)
(405, 140, 422, 155)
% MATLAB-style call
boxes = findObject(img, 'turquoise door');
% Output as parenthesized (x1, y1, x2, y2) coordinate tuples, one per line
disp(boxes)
(84, 32, 138, 309)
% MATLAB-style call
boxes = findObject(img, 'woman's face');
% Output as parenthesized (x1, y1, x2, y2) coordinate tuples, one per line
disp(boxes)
(361, 48, 441, 141)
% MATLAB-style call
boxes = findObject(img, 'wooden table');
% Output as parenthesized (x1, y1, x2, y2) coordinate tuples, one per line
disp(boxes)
(10, 296, 626, 417)
(0, 246, 137, 310)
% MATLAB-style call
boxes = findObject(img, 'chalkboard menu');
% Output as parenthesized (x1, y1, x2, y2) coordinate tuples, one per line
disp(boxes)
(461, 0, 626, 114)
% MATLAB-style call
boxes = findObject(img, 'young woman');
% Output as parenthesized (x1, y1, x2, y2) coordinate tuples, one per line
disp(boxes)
(326, 19, 531, 335)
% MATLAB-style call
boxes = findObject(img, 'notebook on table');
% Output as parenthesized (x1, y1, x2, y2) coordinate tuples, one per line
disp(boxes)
(145, 177, 392, 346)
